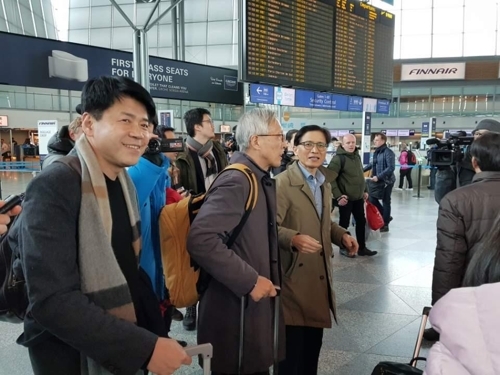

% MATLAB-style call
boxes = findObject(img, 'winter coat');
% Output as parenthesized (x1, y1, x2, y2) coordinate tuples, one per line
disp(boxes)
(276, 162, 348, 327)
(328, 146, 368, 200)
(432, 171, 500, 304)
(187, 152, 285, 374)
(424, 282, 500, 375)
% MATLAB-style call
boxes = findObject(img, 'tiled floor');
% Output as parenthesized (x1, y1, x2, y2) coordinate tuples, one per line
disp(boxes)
(0, 173, 438, 375)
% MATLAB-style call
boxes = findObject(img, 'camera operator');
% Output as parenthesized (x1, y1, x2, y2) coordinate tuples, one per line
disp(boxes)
(434, 119, 500, 204)
(425, 131, 500, 342)
(223, 125, 239, 160)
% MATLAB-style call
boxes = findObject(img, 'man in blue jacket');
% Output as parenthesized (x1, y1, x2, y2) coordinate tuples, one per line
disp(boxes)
(128, 123, 186, 346)
(364, 133, 396, 232)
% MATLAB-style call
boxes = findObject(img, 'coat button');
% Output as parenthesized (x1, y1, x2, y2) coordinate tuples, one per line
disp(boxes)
(299, 263, 303, 267)
(269, 222, 274, 226)
(320, 275, 325, 280)
(320, 251, 324, 256)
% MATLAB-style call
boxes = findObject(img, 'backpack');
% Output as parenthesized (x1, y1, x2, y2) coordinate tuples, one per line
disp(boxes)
(0, 207, 27, 324)
(406, 150, 417, 165)
(159, 163, 258, 308)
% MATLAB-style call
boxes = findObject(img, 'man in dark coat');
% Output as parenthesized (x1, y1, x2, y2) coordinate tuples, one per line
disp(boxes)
(187, 108, 286, 374)
(427, 132, 500, 341)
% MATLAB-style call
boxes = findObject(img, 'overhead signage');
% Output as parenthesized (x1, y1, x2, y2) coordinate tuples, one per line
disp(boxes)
(401, 62, 466, 81)
(295, 90, 315, 108)
(410, 129, 415, 136)
(220, 125, 231, 133)
(158, 110, 174, 128)
(386, 129, 398, 136)
(0, 31, 243, 105)
(37, 120, 58, 155)
(421, 121, 430, 137)
(331, 94, 348, 111)
(348, 96, 363, 112)
(397, 129, 410, 137)
(330, 130, 339, 138)
(377, 99, 390, 114)
(0, 115, 8, 127)
(314, 93, 332, 110)
(249, 84, 274, 104)
(274, 87, 295, 106)
(363, 98, 377, 113)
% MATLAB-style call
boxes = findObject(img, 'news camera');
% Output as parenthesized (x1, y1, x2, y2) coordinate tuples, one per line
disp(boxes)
(426, 131, 474, 167)
(146, 138, 184, 154)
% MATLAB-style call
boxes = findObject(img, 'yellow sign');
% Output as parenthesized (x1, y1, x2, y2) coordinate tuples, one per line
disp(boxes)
(283, 112, 290, 121)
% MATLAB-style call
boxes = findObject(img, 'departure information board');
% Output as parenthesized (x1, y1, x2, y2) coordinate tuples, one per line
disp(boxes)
(242, 0, 395, 99)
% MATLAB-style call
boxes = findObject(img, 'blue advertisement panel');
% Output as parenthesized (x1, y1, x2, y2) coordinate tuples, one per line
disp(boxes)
(421, 122, 430, 137)
(314, 93, 332, 109)
(348, 96, 363, 112)
(295, 90, 315, 108)
(249, 84, 274, 104)
(331, 94, 349, 111)
(376, 99, 390, 114)
(0, 32, 243, 105)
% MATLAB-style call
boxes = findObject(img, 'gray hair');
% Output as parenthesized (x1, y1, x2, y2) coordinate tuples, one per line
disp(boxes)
(236, 108, 279, 152)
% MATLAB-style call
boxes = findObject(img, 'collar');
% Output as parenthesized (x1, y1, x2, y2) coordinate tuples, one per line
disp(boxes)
(297, 162, 325, 185)
(230, 151, 270, 180)
(472, 171, 500, 183)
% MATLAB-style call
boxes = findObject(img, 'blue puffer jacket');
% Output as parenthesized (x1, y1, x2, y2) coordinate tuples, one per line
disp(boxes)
(128, 154, 170, 300)
(366, 145, 396, 184)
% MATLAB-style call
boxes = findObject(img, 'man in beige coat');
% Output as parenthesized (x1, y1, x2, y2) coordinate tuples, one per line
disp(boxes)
(276, 125, 358, 375)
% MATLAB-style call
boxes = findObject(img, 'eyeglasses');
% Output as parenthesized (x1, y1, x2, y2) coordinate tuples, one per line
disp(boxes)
(299, 141, 327, 151)
(201, 119, 214, 125)
(258, 134, 285, 141)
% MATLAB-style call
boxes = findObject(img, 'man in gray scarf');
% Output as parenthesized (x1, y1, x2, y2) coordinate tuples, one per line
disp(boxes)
(176, 108, 228, 331)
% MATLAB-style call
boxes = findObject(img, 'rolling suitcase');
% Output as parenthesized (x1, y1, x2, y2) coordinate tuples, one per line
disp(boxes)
(185, 343, 213, 375)
(371, 306, 431, 375)
(239, 287, 280, 375)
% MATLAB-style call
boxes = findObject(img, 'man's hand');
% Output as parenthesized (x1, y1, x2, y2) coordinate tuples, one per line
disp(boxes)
(0, 201, 21, 235)
(147, 338, 192, 375)
(371, 176, 379, 182)
(291, 234, 323, 254)
(363, 192, 369, 201)
(250, 276, 277, 302)
(337, 195, 348, 206)
(341, 233, 359, 256)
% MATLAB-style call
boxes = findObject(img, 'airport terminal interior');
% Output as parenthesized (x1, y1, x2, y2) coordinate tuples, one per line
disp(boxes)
(1, 0, 500, 374)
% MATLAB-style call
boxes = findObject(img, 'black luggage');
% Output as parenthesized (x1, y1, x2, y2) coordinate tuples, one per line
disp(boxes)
(239, 287, 280, 375)
(371, 306, 430, 375)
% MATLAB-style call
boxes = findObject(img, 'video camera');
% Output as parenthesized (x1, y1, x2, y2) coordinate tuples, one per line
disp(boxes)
(426, 131, 474, 167)
(146, 138, 184, 154)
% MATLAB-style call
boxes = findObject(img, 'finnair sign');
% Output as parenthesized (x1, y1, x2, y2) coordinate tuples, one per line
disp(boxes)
(401, 63, 466, 81)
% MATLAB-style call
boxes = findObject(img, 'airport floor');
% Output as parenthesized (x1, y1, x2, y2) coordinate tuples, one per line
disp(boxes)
(0, 172, 437, 375)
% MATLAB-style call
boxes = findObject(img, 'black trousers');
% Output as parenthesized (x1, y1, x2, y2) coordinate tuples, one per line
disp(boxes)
(338, 198, 366, 249)
(399, 169, 413, 189)
(279, 325, 324, 375)
(28, 334, 80, 375)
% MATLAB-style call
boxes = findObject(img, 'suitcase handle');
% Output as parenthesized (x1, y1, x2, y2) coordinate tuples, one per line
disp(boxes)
(411, 306, 432, 367)
(185, 344, 213, 375)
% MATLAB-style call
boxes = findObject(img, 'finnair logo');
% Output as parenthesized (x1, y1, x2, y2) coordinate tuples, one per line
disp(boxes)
(402, 63, 466, 81)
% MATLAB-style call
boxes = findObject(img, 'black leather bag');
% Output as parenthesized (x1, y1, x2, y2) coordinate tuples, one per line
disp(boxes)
(0, 215, 28, 324)
(368, 180, 386, 200)
(371, 358, 425, 375)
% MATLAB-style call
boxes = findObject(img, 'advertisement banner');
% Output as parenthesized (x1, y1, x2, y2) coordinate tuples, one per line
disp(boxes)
(401, 62, 466, 81)
(38, 120, 58, 155)
(0, 32, 243, 105)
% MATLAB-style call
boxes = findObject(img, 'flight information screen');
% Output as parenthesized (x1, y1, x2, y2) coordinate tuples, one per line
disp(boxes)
(242, 0, 395, 99)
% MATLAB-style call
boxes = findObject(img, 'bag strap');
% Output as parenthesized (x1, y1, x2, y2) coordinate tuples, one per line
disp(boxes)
(338, 154, 346, 175)
(222, 164, 258, 248)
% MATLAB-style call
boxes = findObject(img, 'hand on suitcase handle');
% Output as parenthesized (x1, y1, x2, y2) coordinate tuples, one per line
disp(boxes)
(250, 276, 277, 302)
(147, 338, 192, 375)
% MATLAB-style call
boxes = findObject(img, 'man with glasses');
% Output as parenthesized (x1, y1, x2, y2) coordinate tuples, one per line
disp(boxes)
(276, 125, 358, 374)
(434, 119, 500, 204)
(176, 108, 228, 331)
(187, 108, 285, 374)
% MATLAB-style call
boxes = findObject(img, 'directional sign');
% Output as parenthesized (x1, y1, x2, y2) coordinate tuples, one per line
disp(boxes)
(250, 84, 274, 104)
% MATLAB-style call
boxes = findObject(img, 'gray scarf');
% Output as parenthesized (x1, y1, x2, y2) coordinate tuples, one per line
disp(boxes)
(186, 136, 217, 176)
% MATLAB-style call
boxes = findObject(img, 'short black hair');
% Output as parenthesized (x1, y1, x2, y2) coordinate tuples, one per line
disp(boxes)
(183, 108, 211, 137)
(156, 125, 176, 139)
(286, 129, 299, 143)
(293, 125, 331, 146)
(373, 133, 387, 142)
(81, 76, 156, 124)
(470, 132, 500, 172)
